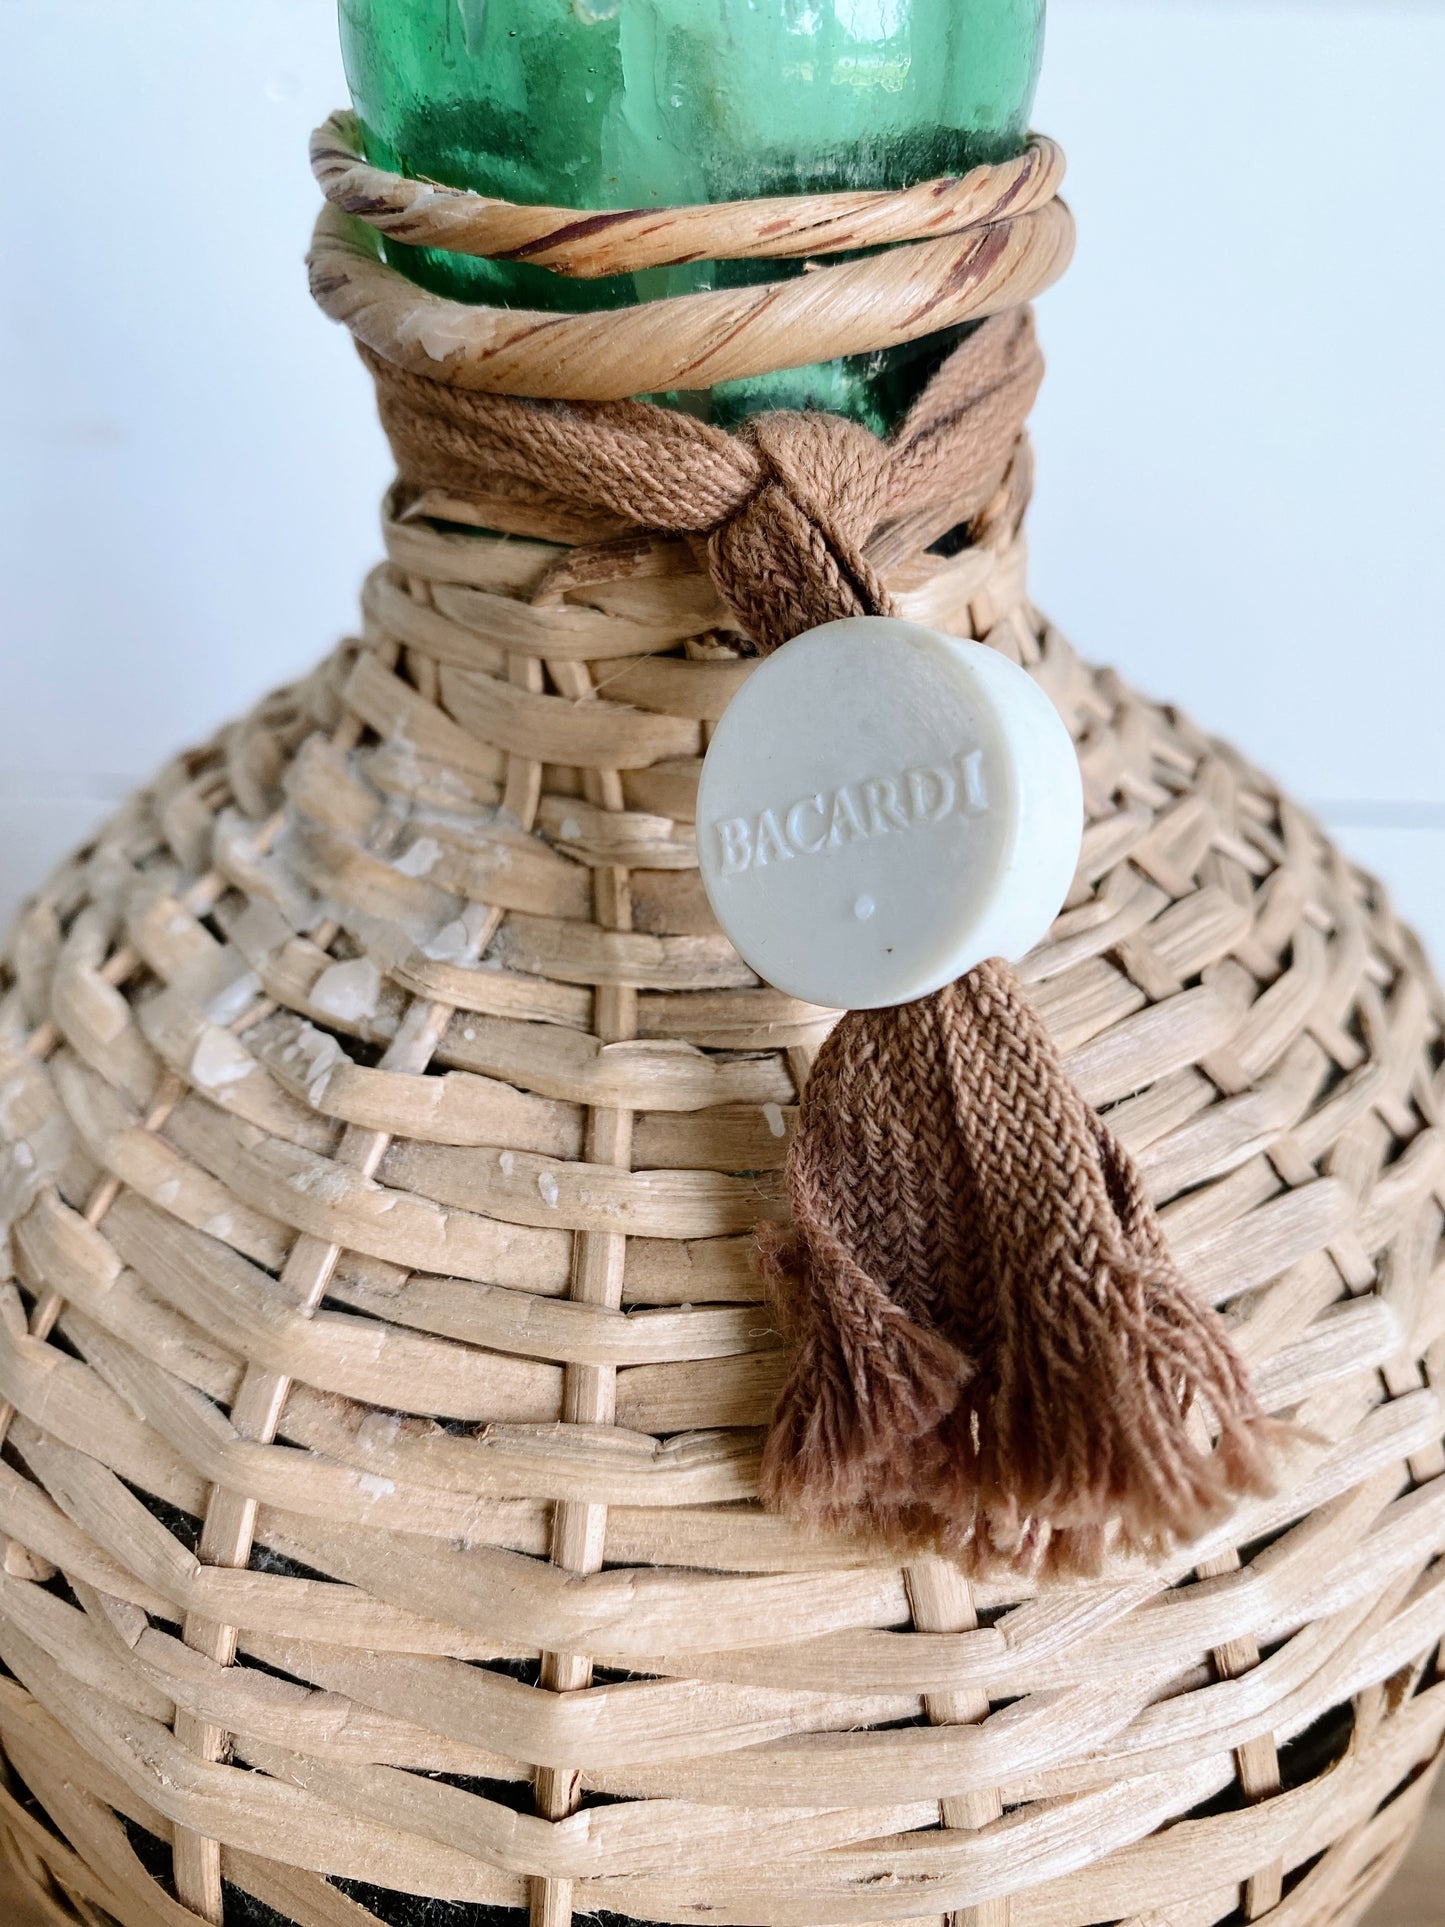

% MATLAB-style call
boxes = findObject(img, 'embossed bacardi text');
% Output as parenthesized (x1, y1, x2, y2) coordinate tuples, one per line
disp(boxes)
(710, 748, 988, 878)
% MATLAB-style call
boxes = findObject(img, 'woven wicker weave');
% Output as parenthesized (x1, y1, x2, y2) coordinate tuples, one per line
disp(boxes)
(1, 124, 1443, 1927)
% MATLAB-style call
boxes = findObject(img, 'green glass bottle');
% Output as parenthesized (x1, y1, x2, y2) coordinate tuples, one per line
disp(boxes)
(337, 0, 1044, 431)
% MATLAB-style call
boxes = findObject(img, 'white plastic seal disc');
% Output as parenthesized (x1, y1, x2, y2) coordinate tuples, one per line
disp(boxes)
(696, 617, 1083, 1011)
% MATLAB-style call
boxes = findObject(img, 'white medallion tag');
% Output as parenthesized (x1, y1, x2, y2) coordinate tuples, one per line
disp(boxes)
(697, 617, 1082, 1009)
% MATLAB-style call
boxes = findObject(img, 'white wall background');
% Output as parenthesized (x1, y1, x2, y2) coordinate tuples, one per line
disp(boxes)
(2, 1, 1443, 954)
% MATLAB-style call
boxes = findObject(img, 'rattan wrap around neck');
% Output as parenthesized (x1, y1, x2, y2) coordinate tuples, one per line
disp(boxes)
(308, 115, 1075, 400)
(311, 109, 1068, 276)
(310, 127, 1277, 1576)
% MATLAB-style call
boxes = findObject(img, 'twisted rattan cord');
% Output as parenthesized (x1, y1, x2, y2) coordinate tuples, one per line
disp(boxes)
(310, 109, 1067, 277)
(308, 192, 1074, 400)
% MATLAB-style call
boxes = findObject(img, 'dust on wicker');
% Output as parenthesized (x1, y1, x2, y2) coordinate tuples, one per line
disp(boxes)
(0, 116, 1442, 1927)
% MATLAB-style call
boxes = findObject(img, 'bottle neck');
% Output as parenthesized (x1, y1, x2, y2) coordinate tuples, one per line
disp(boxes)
(338, 0, 1044, 432)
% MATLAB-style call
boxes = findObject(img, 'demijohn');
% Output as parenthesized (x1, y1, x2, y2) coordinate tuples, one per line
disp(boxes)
(0, 6, 1440, 1927)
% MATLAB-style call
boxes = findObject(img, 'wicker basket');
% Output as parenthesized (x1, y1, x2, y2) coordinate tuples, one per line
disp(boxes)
(1, 122, 1443, 1927)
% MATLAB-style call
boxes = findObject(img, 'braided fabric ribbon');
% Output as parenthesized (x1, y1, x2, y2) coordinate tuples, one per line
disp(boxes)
(355, 309, 1043, 650)
(311, 128, 1281, 1572)
(762, 970, 1278, 1575)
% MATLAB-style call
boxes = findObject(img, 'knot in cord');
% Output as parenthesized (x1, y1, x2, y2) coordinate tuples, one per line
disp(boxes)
(707, 410, 895, 652)
(357, 304, 1043, 655)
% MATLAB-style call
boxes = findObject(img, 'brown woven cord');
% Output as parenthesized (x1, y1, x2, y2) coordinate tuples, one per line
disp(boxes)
(356, 304, 1275, 1570)
(311, 108, 1067, 276)
(360, 305, 1044, 646)
(761, 966, 1286, 1576)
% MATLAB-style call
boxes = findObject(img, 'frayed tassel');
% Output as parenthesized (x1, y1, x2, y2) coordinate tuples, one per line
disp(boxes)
(757, 1223, 973, 1530)
(758, 960, 1286, 1575)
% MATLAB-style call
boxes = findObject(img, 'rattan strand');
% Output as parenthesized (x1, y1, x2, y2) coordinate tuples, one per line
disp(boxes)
(308, 139, 1078, 402)
(1, 118, 1443, 1927)
(310, 111, 1068, 276)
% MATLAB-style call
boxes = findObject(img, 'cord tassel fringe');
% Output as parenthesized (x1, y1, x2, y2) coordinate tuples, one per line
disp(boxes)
(759, 961, 1286, 1574)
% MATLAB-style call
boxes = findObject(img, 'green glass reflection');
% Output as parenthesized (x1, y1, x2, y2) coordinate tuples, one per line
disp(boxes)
(338, 0, 1044, 429)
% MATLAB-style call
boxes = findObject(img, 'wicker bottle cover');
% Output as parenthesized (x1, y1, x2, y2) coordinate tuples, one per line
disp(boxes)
(0, 115, 1442, 1927)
